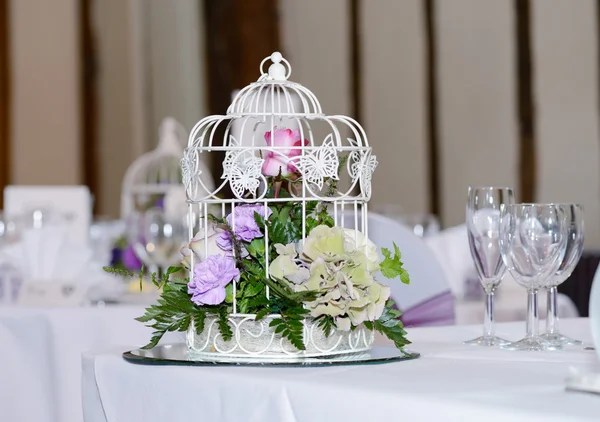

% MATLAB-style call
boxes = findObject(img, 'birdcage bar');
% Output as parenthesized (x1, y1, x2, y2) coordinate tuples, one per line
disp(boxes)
(183, 52, 378, 357)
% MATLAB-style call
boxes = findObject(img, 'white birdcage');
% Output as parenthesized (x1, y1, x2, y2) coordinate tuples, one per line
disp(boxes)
(121, 117, 214, 219)
(183, 52, 378, 359)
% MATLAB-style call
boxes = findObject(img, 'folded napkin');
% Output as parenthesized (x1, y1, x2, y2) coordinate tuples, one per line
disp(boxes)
(401, 290, 455, 327)
(0, 225, 119, 305)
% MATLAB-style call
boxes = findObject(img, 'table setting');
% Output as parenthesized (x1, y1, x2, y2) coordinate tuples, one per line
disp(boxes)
(3, 51, 600, 422)
(78, 53, 600, 422)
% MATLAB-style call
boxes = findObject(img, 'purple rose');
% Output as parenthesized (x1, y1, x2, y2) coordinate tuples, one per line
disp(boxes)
(217, 204, 272, 250)
(188, 255, 240, 305)
(122, 245, 143, 271)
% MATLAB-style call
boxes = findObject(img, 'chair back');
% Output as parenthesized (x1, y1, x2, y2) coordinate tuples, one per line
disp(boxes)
(344, 212, 455, 326)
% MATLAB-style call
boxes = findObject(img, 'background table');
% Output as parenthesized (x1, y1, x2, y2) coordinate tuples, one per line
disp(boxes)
(0, 305, 182, 422)
(82, 319, 600, 422)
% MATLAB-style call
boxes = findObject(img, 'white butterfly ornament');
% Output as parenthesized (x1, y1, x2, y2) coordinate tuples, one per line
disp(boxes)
(294, 135, 339, 191)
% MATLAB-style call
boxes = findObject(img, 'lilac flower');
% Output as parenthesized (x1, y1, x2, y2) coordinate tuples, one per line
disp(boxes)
(217, 204, 272, 250)
(122, 245, 143, 270)
(188, 255, 240, 305)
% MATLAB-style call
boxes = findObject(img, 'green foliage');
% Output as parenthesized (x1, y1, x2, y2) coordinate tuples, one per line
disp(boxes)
(216, 305, 233, 341)
(315, 314, 336, 338)
(235, 274, 267, 314)
(225, 283, 234, 303)
(380, 242, 410, 284)
(246, 237, 265, 259)
(364, 300, 411, 353)
(135, 281, 205, 349)
(255, 296, 310, 350)
(262, 276, 319, 304)
(269, 313, 306, 351)
(103, 266, 134, 278)
(268, 217, 302, 246)
(207, 213, 226, 225)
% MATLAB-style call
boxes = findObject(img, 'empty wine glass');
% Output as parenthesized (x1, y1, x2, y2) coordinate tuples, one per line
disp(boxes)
(499, 203, 568, 351)
(465, 186, 514, 346)
(143, 207, 189, 268)
(127, 205, 193, 273)
(126, 210, 155, 271)
(540, 204, 584, 347)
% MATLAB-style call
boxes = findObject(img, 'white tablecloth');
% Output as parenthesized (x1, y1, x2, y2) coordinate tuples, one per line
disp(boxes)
(455, 290, 580, 325)
(0, 305, 181, 422)
(82, 319, 599, 422)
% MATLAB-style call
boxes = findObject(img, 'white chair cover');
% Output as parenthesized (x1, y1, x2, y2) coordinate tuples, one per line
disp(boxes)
(344, 212, 455, 326)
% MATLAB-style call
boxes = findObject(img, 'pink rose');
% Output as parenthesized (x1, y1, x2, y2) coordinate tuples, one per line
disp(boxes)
(262, 126, 308, 176)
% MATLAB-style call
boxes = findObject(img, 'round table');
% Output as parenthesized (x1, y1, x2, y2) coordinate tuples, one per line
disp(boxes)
(82, 318, 599, 422)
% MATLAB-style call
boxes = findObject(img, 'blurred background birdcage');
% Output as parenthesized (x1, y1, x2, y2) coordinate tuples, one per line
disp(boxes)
(121, 117, 214, 273)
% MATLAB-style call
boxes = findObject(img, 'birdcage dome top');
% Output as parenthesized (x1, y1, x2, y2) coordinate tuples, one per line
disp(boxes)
(227, 52, 323, 117)
(183, 52, 375, 204)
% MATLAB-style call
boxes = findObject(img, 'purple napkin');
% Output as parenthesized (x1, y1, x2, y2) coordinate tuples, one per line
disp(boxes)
(400, 290, 455, 327)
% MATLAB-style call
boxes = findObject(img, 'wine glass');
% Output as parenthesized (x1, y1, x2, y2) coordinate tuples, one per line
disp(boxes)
(142, 207, 189, 269)
(126, 211, 155, 271)
(127, 207, 192, 273)
(499, 203, 568, 351)
(540, 204, 584, 347)
(465, 186, 514, 346)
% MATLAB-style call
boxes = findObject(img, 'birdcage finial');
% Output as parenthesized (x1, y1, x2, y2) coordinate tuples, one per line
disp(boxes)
(259, 51, 291, 81)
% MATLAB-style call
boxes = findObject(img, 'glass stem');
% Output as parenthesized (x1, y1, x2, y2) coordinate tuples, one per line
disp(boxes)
(483, 290, 495, 337)
(546, 286, 559, 335)
(526, 289, 539, 339)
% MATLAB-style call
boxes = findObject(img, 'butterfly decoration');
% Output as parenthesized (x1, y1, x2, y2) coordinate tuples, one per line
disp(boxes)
(351, 151, 378, 199)
(180, 149, 199, 199)
(293, 135, 339, 191)
(222, 136, 264, 198)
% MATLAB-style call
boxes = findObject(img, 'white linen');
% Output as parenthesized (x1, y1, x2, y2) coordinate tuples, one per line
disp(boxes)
(3, 185, 92, 246)
(82, 319, 599, 422)
(0, 305, 181, 422)
(455, 289, 580, 325)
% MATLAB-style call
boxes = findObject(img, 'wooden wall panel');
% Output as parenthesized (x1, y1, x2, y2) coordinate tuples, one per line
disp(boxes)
(361, 0, 429, 214)
(9, 0, 82, 186)
(144, 0, 207, 139)
(532, 0, 600, 247)
(0, 0, 9, 209)
(437, 0, 519, 227)
(280, 0, 351, 117)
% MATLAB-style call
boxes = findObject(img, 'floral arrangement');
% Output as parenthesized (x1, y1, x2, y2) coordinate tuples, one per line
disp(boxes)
(108, 127, 411, 353)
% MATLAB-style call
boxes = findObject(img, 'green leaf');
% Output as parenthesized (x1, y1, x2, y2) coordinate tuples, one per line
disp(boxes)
(103, 266, 134, 278)
(193, 310, 206, 335)
(278, 205, 291, 222)
(380, 242, 410, 284)
(255, 308, 271, 321)
(216, 306, 233, 341)
(207, 213, 226, 225)
(272, 313, 306, 351)
(242, 281, 264, 298)
(253, 211, 266, 230)
(134, 281, 201, 349)
(225, 283, 234, 303)
(373, 300, 411, 353)
(247, 238, 266, 258)
(316, 315, 336, 338)
(268, 218, 301, 245)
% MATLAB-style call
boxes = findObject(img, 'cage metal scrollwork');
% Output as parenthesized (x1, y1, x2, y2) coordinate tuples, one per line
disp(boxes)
(183, 52, 378, 358)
